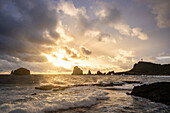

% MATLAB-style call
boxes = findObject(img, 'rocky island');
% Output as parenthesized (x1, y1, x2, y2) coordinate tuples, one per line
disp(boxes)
(72, 66, 83, 75)
(11, 67, 30, 75)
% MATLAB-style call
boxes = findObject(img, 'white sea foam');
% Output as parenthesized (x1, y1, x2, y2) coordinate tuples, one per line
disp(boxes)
(0, 86, 109, 113)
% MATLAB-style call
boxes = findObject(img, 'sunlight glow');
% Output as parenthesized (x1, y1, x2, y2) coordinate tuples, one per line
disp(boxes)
(42, 50, 91, 69)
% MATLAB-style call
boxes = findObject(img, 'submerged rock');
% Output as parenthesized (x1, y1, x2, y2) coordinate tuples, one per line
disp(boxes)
(31, 93, 37, 95)
(35, 85, 57, 90)
(11, 67, 30, 75)
(72, 66, 83, 75)
(123, 81, 142, 84)
(130, 82, 170, 105)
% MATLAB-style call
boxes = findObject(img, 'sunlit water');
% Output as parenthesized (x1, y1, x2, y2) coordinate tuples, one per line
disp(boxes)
(0, 75, 170, 113)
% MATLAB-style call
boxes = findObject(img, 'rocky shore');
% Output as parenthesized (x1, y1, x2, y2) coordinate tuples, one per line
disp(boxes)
(129, 82, 170, 105)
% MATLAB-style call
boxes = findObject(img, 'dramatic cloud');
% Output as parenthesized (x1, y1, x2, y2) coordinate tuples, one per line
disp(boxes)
(94, 1, 122, 26)
(0, 0, 169, 73)
(80, 46, 92, 55)
(94, 1, 148, 40)
(147, 0, 170, 28)
(0, 0, 59, 63)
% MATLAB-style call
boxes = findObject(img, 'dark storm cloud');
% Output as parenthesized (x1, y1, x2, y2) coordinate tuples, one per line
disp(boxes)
(80, 46, 92, 55)
(0, 0, 59, 63)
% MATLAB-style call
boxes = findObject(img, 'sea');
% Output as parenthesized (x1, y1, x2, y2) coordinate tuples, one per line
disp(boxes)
(0, 74, 170, 113)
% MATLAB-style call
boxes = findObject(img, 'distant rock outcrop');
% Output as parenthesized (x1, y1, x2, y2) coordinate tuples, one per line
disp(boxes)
(130, 82, 170, 105)
(88, 70, 92, 75)
(11, 67, 30, 75)
(96, 71, 103, 75)
(72, 66, 83, 75)
(116, 61, 170, 75)
(107, 71, 114, 75)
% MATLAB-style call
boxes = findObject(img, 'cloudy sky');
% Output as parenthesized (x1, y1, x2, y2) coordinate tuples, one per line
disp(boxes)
(0, 0, 170, 74)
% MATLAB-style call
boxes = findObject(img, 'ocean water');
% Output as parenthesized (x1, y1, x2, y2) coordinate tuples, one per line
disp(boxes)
(0, 75, 170, 113)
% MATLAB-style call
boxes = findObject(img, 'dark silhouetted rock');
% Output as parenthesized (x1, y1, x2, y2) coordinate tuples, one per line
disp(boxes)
(130, 82, 170, 105)
(10, 70, 14, 74)
(96, 71, 103, 75)
(11, 67, 30, 75)
(116, 61, 170, 75)
(72, 66, 83, 75)
(123, 81, 142, 84)
(31, 93, 37, 95)
(88, 70, 92, 75)
(107, 71, 114, 75)
(35, 85, 57, 90)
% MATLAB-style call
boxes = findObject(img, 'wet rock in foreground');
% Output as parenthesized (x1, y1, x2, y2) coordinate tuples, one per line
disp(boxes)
(35, 85, 59, 90)
(130, 82, 170, 105)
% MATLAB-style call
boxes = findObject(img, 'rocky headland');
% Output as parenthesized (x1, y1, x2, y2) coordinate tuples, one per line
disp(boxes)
(116, 61, 170, 75)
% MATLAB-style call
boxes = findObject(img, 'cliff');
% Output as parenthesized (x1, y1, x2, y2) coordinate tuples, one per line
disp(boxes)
(11, 67, 30, 75)
(116, 61, 170, 75)
(72, 66, 83, 75)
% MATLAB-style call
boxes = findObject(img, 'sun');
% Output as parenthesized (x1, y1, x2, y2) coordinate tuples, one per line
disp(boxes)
(42, 48, 92, 69)
(42, 51, 72, 68)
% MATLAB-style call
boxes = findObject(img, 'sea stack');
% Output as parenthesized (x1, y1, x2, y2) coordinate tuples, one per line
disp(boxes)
(72, 66, 83, 75)
(96, 71, 103, 75)
(11, 67, 30, 75)
(88, 70, 92, 75)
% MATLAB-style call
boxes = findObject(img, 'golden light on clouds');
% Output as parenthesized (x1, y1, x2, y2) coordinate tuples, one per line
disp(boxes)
(42, 49, 91, 69)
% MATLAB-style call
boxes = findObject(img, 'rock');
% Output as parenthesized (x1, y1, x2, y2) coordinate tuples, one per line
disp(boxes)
(35, 85, 57, 90)
(53, 87, 69, 91)
(96, 71, 103, 75)
(115, 61, 170, 75)
(123, 81, 142, 84)
(107, 71, 114, 75)
(31, 93, 37, 95)
(11, 67, 30, 75)
(10, 70, 14, 74)
(72, 66, 83, 75)
(130, 82, 170, 105)
(88, 70, 92, 75)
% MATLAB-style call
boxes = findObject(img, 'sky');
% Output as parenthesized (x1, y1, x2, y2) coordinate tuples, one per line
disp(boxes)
(0, 0, 170, 74)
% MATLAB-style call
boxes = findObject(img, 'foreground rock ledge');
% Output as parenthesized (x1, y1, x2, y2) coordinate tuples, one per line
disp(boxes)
(130, 82, 170, 105)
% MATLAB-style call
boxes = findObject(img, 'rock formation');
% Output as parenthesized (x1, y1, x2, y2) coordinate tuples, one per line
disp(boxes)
(130, 82, 170, 105)
(88, 70, 91, 75)
(96, 71, 103, 75)
(72, 66, 83, 75)
(116, 61, 170, 75)
(107, 71, 114, 75)
(11, 67, 30, 75)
